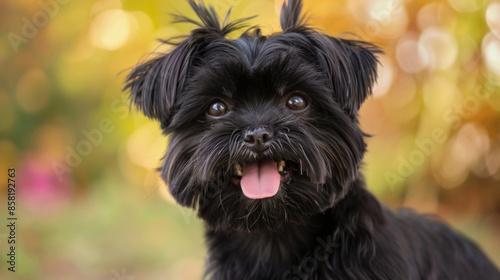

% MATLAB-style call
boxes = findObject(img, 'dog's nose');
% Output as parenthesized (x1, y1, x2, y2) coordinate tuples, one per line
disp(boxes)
(243, 127, 273, 152)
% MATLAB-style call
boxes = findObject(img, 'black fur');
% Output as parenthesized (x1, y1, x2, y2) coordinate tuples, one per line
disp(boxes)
(124, 0, 500, 279)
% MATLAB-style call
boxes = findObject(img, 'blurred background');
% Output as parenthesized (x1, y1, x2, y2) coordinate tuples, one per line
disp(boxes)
(1, 0, 499, 279)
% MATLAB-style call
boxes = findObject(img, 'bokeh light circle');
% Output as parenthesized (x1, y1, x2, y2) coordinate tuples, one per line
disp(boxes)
(419, 27, 458, 70)
(373, 58, 395, 98)
(89, 9, 133, 50)
(482, 32, 500, 75)
(396, 38, 429, 73)
(486, 2, 500, 39)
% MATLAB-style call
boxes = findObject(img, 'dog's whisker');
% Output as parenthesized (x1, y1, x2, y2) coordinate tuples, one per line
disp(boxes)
(217, 142, 229, 156)
(249, 206, 263, 230)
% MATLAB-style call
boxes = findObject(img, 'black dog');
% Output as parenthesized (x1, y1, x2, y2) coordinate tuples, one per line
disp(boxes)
(125, 0, 500, 279)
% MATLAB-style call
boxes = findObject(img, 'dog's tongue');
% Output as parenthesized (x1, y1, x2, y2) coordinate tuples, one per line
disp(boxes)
(240, 161, 280, 199)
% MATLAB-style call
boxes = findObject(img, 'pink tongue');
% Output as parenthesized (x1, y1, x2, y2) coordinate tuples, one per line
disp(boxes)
(240, 161, 281, 199)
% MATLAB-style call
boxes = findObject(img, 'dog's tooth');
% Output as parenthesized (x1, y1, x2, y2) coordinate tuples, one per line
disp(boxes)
(235, 164, 243, 176)
(278, 160, 285, 172)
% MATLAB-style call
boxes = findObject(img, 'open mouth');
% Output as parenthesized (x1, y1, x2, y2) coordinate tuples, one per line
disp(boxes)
(231, 160, 294, 199)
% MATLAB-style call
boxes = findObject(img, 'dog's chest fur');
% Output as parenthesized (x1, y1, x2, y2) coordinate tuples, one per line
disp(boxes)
(204, 181, 498, 280)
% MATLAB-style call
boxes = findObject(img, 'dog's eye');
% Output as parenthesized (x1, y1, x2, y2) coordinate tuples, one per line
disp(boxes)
(287, 96, 307, 111)
(208, 102, 227, 117)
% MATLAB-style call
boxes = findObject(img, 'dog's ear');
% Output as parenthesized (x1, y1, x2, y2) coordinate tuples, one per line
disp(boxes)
(124, 41, 194, 129)
(280, 0, 381, 117)
(124, 0, 254, 130)
(317, 37, 381, 117)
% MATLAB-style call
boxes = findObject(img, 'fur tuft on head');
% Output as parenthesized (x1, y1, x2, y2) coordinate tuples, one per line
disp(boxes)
(280, 0, 308, 32)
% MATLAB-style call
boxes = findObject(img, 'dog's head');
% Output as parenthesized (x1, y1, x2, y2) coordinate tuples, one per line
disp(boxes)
(125, 0, 380, 233)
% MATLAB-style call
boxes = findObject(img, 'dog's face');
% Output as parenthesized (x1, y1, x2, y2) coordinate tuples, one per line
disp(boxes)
(125, 0, 380, 233)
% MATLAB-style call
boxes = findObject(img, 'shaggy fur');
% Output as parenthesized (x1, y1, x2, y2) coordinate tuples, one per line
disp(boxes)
(124, 0, 500, 279)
